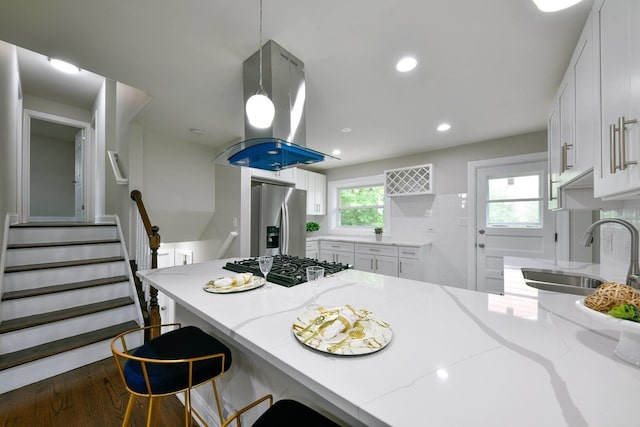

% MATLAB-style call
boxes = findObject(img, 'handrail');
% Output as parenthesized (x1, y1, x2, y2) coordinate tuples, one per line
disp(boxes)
(216, 231, 238, 259)
(131, 189, 161, 339)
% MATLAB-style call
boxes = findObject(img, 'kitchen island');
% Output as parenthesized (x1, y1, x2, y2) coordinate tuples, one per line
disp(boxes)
(138, 257, 640, 426)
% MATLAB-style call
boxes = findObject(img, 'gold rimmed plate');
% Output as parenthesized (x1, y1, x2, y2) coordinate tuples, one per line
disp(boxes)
(292, 306, 392, 356)
(203, 276, 265, 294)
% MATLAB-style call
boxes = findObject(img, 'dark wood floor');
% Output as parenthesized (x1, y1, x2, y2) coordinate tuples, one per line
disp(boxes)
(0, 357, 189, 427)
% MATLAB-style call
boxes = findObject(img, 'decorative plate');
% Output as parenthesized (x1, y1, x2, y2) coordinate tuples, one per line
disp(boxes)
(203, 276, 265, 294)
(575, 299, 640, 366)
(292, 305, 392, 356)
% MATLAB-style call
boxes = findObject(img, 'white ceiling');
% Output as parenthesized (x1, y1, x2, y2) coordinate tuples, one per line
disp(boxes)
(0, 0, 592, 170)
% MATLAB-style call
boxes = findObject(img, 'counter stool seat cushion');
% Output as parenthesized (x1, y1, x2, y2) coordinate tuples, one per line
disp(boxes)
(253, 399, 340, 427)
(124, 326, 232, 394)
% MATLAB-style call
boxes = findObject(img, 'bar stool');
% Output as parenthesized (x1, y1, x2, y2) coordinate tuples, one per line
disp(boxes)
(222, 394, 341, 427)
(110, 324, 232, 427)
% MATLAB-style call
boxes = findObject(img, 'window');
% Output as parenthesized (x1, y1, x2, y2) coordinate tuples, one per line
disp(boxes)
(486, 174, 542, 228)
(329, 175, 389, 235)
(338, 185, 384, 227)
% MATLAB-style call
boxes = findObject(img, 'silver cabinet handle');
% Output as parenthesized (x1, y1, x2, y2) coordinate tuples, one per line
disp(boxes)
(370, 259, 373, 270)
(375, 259, 378, 270)
(619, 116, 638, 171)
(478, 243, 485, 248)
(399, 261, 402, 274)
(610, 123, 617, 174)
(549, 175, 559, 201)
(370, 248, 380, 252)
(561, 143, 573, 172)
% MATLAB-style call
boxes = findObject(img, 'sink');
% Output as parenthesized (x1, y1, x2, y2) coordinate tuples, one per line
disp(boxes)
(520, 268, 605, 296)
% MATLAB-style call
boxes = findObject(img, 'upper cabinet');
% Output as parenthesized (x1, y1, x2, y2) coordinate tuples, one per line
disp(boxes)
(593, 0, 640, 199)
(547, 12, 597, 209)
(296, 169, 326, 215)
(249, 167, 296, 185)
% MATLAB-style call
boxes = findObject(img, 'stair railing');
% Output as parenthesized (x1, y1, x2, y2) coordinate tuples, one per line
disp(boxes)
(130, 190, 162, 339)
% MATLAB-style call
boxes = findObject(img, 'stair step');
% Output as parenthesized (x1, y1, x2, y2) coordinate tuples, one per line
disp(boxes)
(5, 256, 125, 273)
(2, 275, 130, 301)
(0, 297, 135, 334)
(0, 321, 139, 371)
(7, 239, 120, 249)
(9, 222, 116, 228)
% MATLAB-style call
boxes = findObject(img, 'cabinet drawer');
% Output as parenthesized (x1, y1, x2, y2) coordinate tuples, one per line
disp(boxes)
(320, 241, 354, 252)
(354, 243, 398, 257)
(305, 241, 317, 251)
(397, 246, 420, 259)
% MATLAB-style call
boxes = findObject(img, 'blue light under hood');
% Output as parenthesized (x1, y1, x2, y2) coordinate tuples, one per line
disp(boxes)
(214, 138, 337, 171)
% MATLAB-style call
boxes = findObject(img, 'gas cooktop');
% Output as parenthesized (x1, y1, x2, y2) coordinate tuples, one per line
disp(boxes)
(223, 255, 351, 287)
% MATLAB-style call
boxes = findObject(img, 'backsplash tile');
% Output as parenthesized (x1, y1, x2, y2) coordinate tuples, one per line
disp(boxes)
(599, 201, 640, 274)
(391, 193, 467, 288)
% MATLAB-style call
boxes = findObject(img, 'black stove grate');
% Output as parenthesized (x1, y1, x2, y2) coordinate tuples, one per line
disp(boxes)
(223, 255, 351, 287)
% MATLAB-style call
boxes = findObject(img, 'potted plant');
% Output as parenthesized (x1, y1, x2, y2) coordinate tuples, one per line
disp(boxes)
(306, 221, 320, 235)
(374, 227, 383, 241)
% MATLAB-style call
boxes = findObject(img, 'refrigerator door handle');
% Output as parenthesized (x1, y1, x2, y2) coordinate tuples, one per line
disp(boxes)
(281, 203, 289, 255)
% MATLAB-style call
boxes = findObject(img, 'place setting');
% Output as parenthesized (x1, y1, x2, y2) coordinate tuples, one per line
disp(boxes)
(203, 256, 273, 293)
(292, 266, 393, 356)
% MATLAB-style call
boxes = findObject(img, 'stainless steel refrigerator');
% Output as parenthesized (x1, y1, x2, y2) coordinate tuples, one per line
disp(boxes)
(251, 183, 307, 257)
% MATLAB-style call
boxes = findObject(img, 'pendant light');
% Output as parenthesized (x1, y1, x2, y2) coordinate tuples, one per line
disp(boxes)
(532, 0, 584, 12)
(246, 0, 275, 129)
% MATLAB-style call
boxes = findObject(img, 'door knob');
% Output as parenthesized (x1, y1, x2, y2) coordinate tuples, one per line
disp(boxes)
(478, 229, 485, 235)
(478, 243, 485, 248)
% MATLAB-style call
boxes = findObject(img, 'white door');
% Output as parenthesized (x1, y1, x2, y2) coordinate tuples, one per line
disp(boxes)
(74, 129, 85, 221)
(475, 161, 555, 294)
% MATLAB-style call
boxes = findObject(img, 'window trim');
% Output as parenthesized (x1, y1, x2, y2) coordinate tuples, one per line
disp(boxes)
(328, 175, 391, 236)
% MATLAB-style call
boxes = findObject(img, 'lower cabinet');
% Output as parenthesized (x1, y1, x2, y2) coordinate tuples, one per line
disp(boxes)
(306, 241, 318, 259)
(398, 246, 423, 281)
(319, 241, 355, 265)
(354, 253, 398, 276)
(317, 239, 426, 280)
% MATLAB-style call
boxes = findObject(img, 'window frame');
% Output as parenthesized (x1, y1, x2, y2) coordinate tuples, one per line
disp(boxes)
(484, 171, 544, 229)
(328, 175, 391, 236)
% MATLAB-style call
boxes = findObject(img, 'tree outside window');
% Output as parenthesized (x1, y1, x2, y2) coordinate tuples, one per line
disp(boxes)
(338, 185, 384, 228)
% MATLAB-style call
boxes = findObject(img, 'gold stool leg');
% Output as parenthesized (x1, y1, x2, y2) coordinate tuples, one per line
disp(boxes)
(122, 394, 135, 427)
(212, 378, 224, 426)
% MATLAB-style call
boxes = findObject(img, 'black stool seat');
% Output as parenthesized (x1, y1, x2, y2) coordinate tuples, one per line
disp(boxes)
(253, 399, 340, 427)
(124, 325, 232, 394)
(222, 394, 341, 427)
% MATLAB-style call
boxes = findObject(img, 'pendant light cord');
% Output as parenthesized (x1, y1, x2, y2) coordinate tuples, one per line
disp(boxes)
(258, 0, 264, 90)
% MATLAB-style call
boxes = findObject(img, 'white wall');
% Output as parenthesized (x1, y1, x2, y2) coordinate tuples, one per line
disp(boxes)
(319, 131, 547, 288)
(0, 41, 19, 222)
(141, 129, 215, 244)
(30, 134, 75, 216)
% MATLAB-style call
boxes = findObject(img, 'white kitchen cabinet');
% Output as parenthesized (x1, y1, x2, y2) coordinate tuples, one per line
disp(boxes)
(594, 0, 640, 199)
(354, 253, 398, 276)
(398, 246, 423, 281)
(306, 240, 318, 259)
(296, 169, 326, 215)
(319, 241, 354, 265)
(547, 12, 597, 209)
(249, 167, 296, 185)
(354, 244, 399, 277)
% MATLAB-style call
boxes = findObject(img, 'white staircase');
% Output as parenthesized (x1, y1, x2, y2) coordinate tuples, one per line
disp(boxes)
(0, 222, 144, 394)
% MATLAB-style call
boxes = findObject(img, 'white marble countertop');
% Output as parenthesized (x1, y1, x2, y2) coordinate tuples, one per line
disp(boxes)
(307, 235, 432, 247)
(139, 257, 640, 427)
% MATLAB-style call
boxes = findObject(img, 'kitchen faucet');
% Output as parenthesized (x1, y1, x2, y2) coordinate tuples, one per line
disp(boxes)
(581, 218, 640, 289)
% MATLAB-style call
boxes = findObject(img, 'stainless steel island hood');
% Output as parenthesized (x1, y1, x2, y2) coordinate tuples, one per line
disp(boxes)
(214, 40, 337, 171)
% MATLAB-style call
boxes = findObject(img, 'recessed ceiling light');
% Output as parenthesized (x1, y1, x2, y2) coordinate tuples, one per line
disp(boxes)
(396, 56, 417, 72)
(190, 128, 204, 136)
(532, 0, 584, 12)
(437, 123, 451, 132)
(332, 149, 342, 156)
(341, 127, 352, 133)
(48, 58, 80, 74)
